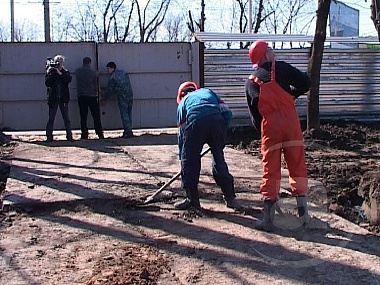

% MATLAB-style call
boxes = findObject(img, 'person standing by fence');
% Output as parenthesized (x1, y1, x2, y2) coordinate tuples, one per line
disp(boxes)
(75, 57, 104, 140)
(45, 54, 73, 142)
(102, 61, 134, 139)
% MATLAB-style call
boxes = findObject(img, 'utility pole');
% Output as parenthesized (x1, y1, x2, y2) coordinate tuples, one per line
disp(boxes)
(43, 0, 51, 42)
(248, 0, 252, 33)
(10, 0, 14, 42)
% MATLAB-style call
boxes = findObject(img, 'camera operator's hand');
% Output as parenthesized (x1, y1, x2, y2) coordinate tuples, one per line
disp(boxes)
(46, 67, 61, 75)
(46, 66, 62, 75)
(46, 66, 54, 74)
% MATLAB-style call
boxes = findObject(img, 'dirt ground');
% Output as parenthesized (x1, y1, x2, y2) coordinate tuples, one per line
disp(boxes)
(228, 120, 380, 234)
(1, 120, 380, 285)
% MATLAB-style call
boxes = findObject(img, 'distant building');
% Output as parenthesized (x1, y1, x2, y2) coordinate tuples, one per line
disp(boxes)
(329, 1, 359, 48)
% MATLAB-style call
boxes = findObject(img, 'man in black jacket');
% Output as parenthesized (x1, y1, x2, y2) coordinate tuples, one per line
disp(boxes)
(75, 57, 104, 139)
(45, 54, 73, 142)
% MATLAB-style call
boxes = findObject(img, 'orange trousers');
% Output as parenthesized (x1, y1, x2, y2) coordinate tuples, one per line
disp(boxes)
(260, 111, 308, 200)
(250, 70, 308, 201)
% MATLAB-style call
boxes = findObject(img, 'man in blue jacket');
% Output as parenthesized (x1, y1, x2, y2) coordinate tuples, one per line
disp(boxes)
(175, 81, 241, 210)
(102, 61, 134, 138)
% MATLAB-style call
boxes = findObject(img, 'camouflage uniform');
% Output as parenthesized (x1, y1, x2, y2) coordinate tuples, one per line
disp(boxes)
(104, 69, 134, 137)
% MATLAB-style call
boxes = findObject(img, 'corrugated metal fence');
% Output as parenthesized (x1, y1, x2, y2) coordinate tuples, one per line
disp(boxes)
(204, 48, 380, 125)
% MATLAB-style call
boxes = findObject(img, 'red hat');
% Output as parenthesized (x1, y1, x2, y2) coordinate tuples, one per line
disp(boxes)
(177, 81, 199, 104)
(248, 40, 269, 65)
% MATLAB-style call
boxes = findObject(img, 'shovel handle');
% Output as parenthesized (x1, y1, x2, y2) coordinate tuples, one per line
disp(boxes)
(157, 170, 181, 192)
(144, 147, 211, 203)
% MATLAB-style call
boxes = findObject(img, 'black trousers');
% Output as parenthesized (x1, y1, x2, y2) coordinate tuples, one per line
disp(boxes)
(46, 101, 72, 140)
(78, 96, 103, 138)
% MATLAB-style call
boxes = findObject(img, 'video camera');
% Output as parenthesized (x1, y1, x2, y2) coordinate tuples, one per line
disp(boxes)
(46, 57, 60, 69)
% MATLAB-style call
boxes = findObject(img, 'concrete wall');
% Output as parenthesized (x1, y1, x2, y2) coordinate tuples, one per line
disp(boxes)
(2, 42, 380, 131)
(0, 42, 198, 131)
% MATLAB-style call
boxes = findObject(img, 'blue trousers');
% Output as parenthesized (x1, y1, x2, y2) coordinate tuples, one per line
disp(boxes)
(116, 96, 133, 136)
(180, 114, 233, 191)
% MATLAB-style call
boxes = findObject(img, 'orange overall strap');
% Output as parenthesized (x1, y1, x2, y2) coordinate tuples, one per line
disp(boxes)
(248, 74, 263, 85)
(270, 60, 276, 82)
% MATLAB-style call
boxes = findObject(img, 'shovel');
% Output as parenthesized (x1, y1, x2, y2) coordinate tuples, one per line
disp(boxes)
(143, 147, 211, 204)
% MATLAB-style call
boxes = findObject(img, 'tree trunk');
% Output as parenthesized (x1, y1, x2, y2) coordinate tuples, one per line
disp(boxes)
(307, 0, 330, 132)
(370, 0, 380, 41)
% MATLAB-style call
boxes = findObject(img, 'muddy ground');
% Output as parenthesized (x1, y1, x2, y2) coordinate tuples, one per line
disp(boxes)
(0, 120, 380, 285)
(227, 120, 380, 234)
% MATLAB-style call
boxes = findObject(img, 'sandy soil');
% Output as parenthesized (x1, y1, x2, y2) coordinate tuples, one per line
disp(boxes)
(1, 121, 380, 285)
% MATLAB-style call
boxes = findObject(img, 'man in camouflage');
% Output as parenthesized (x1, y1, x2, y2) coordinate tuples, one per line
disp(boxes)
(103, 61, 134, 138)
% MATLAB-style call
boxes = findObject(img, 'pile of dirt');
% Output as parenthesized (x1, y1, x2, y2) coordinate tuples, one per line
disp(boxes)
(226, 120, 380, 234)
(83, 243, 170, 285)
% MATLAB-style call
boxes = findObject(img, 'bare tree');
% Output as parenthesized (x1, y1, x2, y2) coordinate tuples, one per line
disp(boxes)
(135, 0, 171, 43)
(231, 0, 274, 48)
(66, 0, 135, 42)
(235, 0, 248, 34)
(229, 0, 313, 49)
(115, 2, 135, 42)
(0, 18, 42, 42)
(0, 21, 10, 42)
(186, 10, 199, 34)
(14, 19, 42, 42)
(266, 0, 314, 48)
(234, 0, 268, 49)
(69, 3, 102, 41)
(307, 0, 331, 132)
(163, 14, 191, 42)
(50, 9, 73, 41)
(100, 0, 125, 42)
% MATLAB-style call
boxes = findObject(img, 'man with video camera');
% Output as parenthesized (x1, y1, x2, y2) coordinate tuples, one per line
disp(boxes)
(45, 54, 73, 142)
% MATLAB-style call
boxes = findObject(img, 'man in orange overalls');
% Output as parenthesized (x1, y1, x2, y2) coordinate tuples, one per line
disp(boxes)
(245, 40, 311, 231)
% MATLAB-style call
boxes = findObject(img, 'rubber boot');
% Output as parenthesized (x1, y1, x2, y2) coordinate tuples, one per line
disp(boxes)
(222, 183, 242, 210)
(174, 188, 201, 210)
(296, 195, 310, 224)
(255, 200, 275, 232)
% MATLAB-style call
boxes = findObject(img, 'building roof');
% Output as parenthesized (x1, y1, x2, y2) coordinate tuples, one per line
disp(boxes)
(193, 32, 379, 43)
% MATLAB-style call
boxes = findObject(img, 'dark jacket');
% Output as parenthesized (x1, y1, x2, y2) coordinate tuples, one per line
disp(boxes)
(104, 69, 133, 101)
(45, 68, 72, 106)
(75, 65, 97, 97)
(245, 60, 311, 130)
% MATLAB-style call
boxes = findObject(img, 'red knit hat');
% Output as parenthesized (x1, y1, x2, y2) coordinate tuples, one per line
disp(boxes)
(177, 81, 199, 104)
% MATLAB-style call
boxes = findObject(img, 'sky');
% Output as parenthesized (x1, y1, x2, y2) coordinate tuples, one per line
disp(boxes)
(0, 0, 377, 39)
